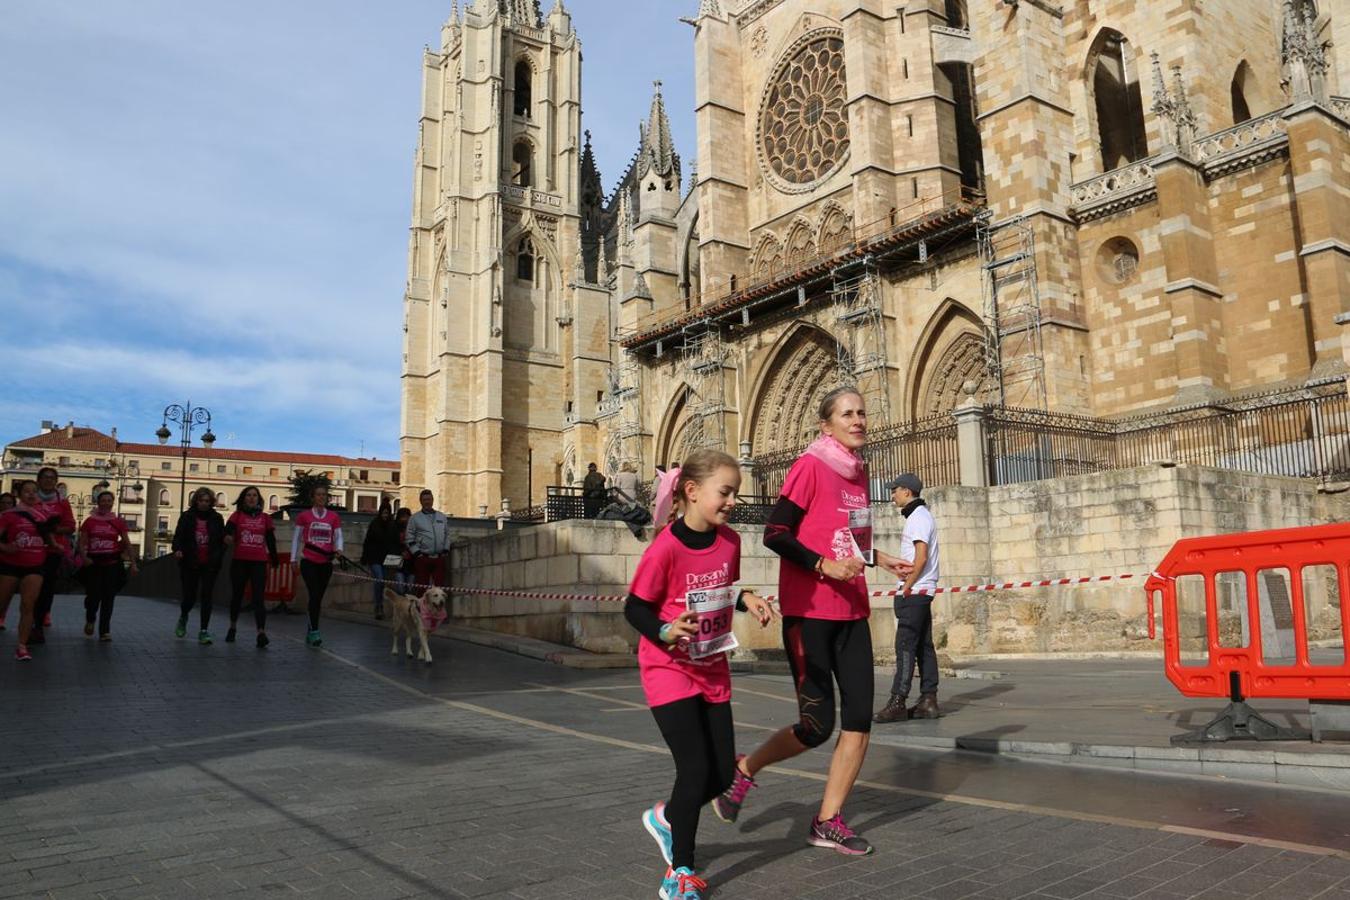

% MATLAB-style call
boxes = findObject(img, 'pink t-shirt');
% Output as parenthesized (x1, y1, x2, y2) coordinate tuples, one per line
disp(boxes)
(80, 515, 128, 565)
(194, 518, 211, 563)
(776, 453, 871, 620)
(227, 511, 273, 563)
(629, 524, 741, 708)
(0, 508, 51, 568)
(296, 509, 342, 564)
(33, 494, 74, 555)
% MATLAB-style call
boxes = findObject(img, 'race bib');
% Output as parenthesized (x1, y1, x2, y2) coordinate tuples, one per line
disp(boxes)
(308, 521, 333, 547)
(847, 507, 874, 566)
(684, 587, 738, 660)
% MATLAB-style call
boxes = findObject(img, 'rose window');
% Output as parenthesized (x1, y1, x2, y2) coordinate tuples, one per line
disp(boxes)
(759, 33, 851, 192)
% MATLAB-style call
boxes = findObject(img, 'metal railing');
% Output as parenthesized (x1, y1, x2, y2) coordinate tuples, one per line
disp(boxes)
(985, 381, 1350, 486)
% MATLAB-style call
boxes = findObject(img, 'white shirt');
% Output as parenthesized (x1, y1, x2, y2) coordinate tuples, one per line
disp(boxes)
(899, 503, 940, 594)
(406, 509, 451, 555)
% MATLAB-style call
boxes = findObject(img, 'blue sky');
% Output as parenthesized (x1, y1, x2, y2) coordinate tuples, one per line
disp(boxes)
(0, 1, 696, 461)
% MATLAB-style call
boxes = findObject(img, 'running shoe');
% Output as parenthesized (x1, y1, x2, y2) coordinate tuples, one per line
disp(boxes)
(15, 644, 32, 661)
(225, 627, 237, 643)
(305, 629, 322, 647)
(42, 612, 52, 628)
(711, 756, 756, 824)
(659, 866, 707, 900)
(175, 616, 187, 638)
(198, 630, 213, 645)
(256, 632, 270, 649)
(84, 622, 95, 636)
(808, 814, 873, 856)
(99, 634, 112, 642)
(642, 802, 673, 865)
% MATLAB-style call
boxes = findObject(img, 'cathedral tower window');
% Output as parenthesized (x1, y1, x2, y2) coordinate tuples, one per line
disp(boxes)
(512, 141, 533, 187)
(514, 60, 532, 118)
(943, 0, 968, 29)
(1087, 29, 1148, 171)
(515, 237, 536, 283)
(1230, 61, 1254, 124)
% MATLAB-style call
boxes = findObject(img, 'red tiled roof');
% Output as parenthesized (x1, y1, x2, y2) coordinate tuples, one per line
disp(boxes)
(7, 428, 398, 469)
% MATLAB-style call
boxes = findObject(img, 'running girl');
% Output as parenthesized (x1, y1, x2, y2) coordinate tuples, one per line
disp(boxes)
(291, 484, 342, 648)
(0, 480, 56, 661)
(78, 490, 137, 640)
(224, 486, 279, 648)
(625, 449, 776, 900)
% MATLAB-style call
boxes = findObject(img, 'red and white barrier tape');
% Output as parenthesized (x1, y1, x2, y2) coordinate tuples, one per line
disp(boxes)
(334, 567, 1160, 604)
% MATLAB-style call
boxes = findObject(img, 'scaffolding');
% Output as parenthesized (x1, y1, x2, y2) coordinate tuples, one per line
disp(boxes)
(830, 258, 892, 427)
(602, 351, 644, 476)
(681, 321, 726, 453)
(979, 213, 1046, 409)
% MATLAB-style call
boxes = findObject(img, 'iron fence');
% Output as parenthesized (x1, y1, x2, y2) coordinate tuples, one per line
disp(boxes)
(985, 381, 1350, 486)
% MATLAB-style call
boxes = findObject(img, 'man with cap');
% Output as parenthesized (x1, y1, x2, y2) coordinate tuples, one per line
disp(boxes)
(874, 473, 942, 723)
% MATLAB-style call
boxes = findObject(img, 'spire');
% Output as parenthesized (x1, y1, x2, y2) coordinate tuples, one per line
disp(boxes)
(636, 81, 679, 182)
(618, 188, 633, 246)
(1282, 0, 1329, 101)
(698, 0, 725, 21)
(1150, 52, 1196, 157)
(580, 130, 604, 205)
(1170, 64, 1197, 150)
(503, 0, 542, 27)
(548, 0, 571, 34)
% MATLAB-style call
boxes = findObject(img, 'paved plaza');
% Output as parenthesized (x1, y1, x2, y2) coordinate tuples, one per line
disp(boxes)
(3, 597, 1350, 900)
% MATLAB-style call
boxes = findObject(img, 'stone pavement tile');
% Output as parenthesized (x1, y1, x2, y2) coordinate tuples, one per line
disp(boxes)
(1089, 874, 1170, 898)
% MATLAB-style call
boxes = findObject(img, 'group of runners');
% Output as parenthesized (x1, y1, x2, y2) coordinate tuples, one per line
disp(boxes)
(626, 386, 941, 900)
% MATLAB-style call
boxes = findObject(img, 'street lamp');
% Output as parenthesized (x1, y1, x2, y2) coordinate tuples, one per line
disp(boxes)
(157, 402, 215, 512)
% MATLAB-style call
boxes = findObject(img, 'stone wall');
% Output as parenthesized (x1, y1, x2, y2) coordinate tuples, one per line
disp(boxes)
(438, 465, 1350, 658)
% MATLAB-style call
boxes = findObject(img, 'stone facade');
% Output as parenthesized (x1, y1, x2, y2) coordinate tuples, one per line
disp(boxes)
(403, 0, 1349, 514)
(441, 464, 1349, 656)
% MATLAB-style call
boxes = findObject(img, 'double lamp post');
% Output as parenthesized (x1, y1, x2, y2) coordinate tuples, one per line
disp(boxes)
(156, 402, 215, 512)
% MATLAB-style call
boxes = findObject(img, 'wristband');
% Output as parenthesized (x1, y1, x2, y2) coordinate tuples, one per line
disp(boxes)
(658, 623, 673, 643)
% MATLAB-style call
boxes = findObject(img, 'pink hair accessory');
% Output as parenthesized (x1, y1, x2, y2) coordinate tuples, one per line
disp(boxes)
(652, 465, 682, 530)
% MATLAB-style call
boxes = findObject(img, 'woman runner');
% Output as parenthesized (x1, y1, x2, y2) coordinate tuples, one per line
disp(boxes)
(625, 449, 776, 900)
(712, 387, 907, 856)
(224, 486, 279, 648)
(0, 491, 15, 630)
(291, 485, 343, 647)
(173, 487, 226, 644)
(77, 490, 138, 640)
(0, 480, 57, 661)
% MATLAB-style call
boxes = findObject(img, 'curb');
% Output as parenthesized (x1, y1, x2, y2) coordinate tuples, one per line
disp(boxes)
(867, 731, 1350, 793)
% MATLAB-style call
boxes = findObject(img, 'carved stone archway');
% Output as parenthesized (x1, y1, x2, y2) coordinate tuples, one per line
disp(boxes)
(907, 299, 991, 419)
(750, 326, 845, 454)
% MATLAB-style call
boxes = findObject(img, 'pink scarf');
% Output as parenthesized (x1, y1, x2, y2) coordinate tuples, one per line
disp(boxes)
(420, 605, 448, 632)
(652, 466, 681, 531)
(804, 433, 865, 481)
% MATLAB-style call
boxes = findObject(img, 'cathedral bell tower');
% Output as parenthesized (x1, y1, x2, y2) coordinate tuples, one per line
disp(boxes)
(401, 0, 587, 517)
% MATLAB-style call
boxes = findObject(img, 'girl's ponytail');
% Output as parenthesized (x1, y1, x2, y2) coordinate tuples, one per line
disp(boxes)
(652, 466, 681, 535)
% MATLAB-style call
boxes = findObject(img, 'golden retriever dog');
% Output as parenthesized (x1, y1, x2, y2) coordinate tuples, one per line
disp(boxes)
(383, 586, 448, 663)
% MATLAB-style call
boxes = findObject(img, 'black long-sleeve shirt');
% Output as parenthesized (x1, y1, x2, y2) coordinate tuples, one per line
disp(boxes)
(624, 519, 746, 643)
(763, 497, 821, 572)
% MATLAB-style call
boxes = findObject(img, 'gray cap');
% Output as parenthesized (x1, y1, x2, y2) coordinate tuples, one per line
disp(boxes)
(885, 473, 923, 495)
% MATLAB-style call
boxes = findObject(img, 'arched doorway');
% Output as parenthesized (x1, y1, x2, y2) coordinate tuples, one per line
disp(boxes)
(749, 325, 846, 454)
(907, 299, 990, 419)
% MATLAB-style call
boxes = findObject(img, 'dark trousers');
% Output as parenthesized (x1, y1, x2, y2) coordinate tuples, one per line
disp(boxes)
(300, 560, 333, 631)
(411, 555, 446, 590)
(33, 554, 61, 630)
(651, 696, 736, 871)
(83, 565, 122, 635)
(891, 596, 939, 698)
(180, 562, 219, 629)
(230, 561, 268, 630)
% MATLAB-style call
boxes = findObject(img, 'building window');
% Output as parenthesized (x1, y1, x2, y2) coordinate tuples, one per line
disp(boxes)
(124, 514, 140, 530)
(359, 470, 369, 481)
(216, 493, 228, 508)
(516, 236, 536, 283)
(512, 141, 533, 188)
(189, 463, 200, 473)
(514, 60, 532, 118)
(243, 466, 253, 475)
(58, 456, 70, 467)
(357, 495, 377, 513)
(269, 468, 279, 476)
(161, 462, 172, 471)
(1230, 60, 1254, 124)
(159, 489, 170, 504)
(392, 472, 400, 485)
(269, 494, 279, 511)
(1088, 30, 1148, 170)
(216, 464, 226, 474)
(158, 516, 169, 531)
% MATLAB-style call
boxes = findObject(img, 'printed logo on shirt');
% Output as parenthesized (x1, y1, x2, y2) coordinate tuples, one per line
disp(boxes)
(308, 521, 334, 546)
(685, 562, 731, 590)
(839, 488, 867, 508)
(15, 532, 44, 551)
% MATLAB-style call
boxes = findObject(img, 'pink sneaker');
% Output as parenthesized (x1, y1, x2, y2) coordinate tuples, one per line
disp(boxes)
(15, 644, 32, 661)
(711, 755, 756, 823)
(42, 612, 52, 628)
(808, 814, 873, 856)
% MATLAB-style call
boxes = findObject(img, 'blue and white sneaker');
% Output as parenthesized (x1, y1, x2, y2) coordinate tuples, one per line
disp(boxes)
(642, 802, 673, 865)
(659, 866, 706, 900)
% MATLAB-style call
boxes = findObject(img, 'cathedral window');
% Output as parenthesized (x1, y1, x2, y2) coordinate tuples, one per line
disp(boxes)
(757, 30, 851, 193)
(1230, 61, 1254, 124)
(943, 0, 968, 29)
(516, 237, 536, 283)
(1088, 30, 1148, 171)
(514, 60, 532, 118)
(512, 141, 533, 187)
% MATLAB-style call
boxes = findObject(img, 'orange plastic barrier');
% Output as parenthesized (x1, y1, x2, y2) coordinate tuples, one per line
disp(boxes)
(265, 553, 295, 602)
(1146, 522, 1350, 703)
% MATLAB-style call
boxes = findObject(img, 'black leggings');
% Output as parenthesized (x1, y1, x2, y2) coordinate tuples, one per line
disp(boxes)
(33, 554, 61, 630)
(230, 561, 268, 630)
(83, 565, 122, 635)
(651, 696, 736, 871)
(299, 560, 332, 631)
(179, 563, 219, 629)
(783, 616, 874, 748)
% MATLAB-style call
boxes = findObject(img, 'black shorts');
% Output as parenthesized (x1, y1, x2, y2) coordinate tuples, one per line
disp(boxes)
(0, 563, 43, 580)
(783, 616, 875, 744)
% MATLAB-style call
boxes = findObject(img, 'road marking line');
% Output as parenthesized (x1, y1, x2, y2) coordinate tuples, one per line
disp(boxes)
(315, 643, 1349, 860)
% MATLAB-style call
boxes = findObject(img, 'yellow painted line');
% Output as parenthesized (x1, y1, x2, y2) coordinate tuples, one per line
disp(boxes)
(315, 643, 1350, 860)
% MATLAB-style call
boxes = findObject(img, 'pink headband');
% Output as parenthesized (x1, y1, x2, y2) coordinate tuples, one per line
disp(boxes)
(652, 466, 682, 530)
